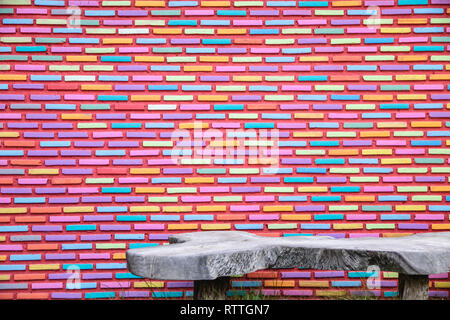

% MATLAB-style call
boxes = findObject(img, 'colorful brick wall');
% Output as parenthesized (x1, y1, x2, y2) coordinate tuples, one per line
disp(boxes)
(0, 0, 449, 300)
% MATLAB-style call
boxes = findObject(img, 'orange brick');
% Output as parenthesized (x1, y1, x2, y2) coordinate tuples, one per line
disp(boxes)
(333, 56, 362, 62)
(383, 233, 414, 238)
(15, 216, 46, 223)
(264, 280, 295, 287)
(17, 293, 49, 300)
(345, 196, 375, 202)
(4, 141, 35, 147)
(0, 217, 10, 223)
(0, 178, 13, 184)
(247, 104, 277, 110)
(30, 207, 61, 214)
(330, 75, 360, 81)
(299, 280, 329, 288)
(14, 273, 46, 281)
(216, 214, 246, 221)
(234, 38, 262, 45)
(328, 149, 359, 156)
(280, 214, 311, 221)
(0, 293, 14, 299)
(254, 232, 280, 237)
(10, 159, 42, 166)
(247, 271, 278, 279)
(51, 178, 82, 185)
(27, 244, 58, 251)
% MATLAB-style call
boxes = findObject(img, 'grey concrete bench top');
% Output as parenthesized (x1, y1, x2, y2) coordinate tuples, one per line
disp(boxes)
(126, 231, 450, 300)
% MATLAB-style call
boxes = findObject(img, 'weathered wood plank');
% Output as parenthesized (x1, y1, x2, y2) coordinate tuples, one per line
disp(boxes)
(126, 231, 450, 282)
(194, 277, 230, 300)
(398, 274, 429, 300)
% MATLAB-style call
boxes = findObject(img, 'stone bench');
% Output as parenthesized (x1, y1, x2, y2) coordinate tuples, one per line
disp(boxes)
(126, 231, 450, 300)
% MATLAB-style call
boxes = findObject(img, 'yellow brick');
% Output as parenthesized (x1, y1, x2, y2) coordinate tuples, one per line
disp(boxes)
(201, 223, 231, 230)
(29, 264, 60, 271)
(135, 1, 165, 6)
(130, 95, 161, 101)
(298, 187, 328, 192)
(0, 132, 20, 138)
(360, 131, 390, 138)
(0, 74, 26, 81)
(294, 113, 324, 119)
(381, 158, 411, 165)
(299, 281, 329, 288)
(300, 56, 328, 62)
(135, 187, 165, 194)
(0, 208, 27, 214)
(432, 224, 450, 230)
(329, 149, 359, 156)
(61, 113, 92, 120)
(362, 149, 392, 155)
(434, 281, 450, 289)
(129, 168, 160, 174)
(185, 177, 215, 184)
(380, 27, 411, 33)
(411, 121, 442, 128)
(134, 56, 164, 62)
(0, 275, 10, 281)
(162, 206, 192, 213)
(201, 1, 230, 6)
(29, 169, 59, 175)
(316, 290, 346, 297)
(63, 206, 94, 213)
(81, 84, 112, 91)
(293, 131, 323, 138)
(429, 74, 450, 81)
(233, 76, 262, 82)
(0, 255, 6, 262)
(197, 95, 227, 101)
(398, 18, 427, 24)
(396, 74, 427, 81)
(332, 0, 362, 6)
(103, 38, 133, 44)
(333, 223, 363, 230)
(263, 205, 293, 212)
(67, 55, 97, 62)
(383, 233, 413, 238)
(217, 28, 246, 34)
(430, 186, 450, 192)
(395, 205, 426, 211)
(168, 224, 198, 230)
(112, 253, 126, 260)
(199, 56, 229, 63)
(281, 214, 311, 221)
(134, 281, 165, 288)
(264, 280, 295, 287)
(179, 122, 210, 129)
(196, 205, 226, 212)
(345, 196, 375, 202)
(153, 28, 182, 34)
(377, 122, 407, 128)
(397, 55, 427, 62)
(397, 94, 426, 100)
(129, 206, 160, 213)
(248, 158, 279, 165)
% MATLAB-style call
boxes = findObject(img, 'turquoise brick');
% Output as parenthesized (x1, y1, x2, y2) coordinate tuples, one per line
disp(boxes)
(85, 292, 115, 299)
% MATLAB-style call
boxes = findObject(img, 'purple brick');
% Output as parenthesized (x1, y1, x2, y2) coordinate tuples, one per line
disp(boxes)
(314, 271, 345, 278)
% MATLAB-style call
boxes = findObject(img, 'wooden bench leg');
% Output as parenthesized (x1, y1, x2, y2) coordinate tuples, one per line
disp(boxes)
(193, 276, 230, 300)
(398, 274, 429, 300)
